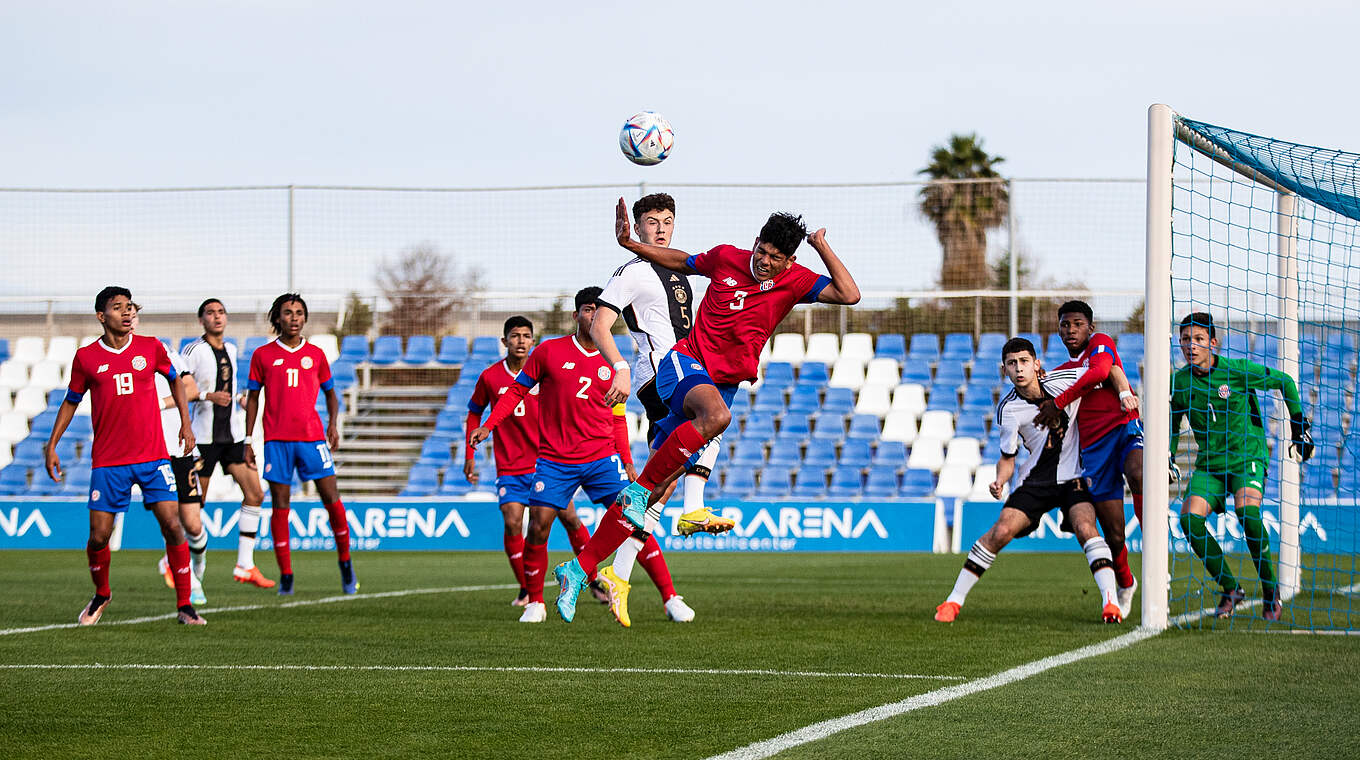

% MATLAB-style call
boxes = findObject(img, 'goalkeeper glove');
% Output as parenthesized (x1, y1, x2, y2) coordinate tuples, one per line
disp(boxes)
(1169, 461, 1181, 484)
(1289, 414, 1314, 462)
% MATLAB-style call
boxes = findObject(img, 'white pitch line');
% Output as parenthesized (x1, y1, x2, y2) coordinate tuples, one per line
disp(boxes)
(0, 663, 965, 681)
(0, 583, 520, 637)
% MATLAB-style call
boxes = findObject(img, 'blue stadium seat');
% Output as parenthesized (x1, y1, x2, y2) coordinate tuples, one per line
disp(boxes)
(977, 333, 1006, 360)
(876, 334, 907, 364)
(934, 361, 967, 387)
(46, 389, 66, 409)
(767, 439, 802, 467)
(0, 338, 9, 363)
(369, 336, 403, 365)
(67, 415, 93, 439)
(403, 335, 436, 364)
(1302, 465, 1335, 497)
(763, 361, 795, 390)
(955, 414, 988, 439)
(434, 409, 463, 435)
(753, 385, 786, 414)
(942, 333, 973, 361)
(846, 414, 880, 440)
(811, 412, 844, 441)
(901, 363, 932, 384)
(1116, 332, 1145, 355)
(981, 435, 1003, 463)
(59, 464, 91, 496)
(625, 393, 646, 416)
(872, 440, 908, 470)
(821, 387, 856, 415)
(1018, 333, 1043, 353)
(469, 335, 502, 362)
(926, 391, 959, 415)
(52, 438, 77, 464)
(787, 385, 821, 415)
(0, 466, 28, 496)
(839, 439, 873, 468)
(613, 334, 634, 358)
(901, 468, 935, 497)
(731, 439, 766, 467)
(1249, 334, 1277, 368)
(438, 478, 472, 497)
(446, 384, 474, 409)
(417, 438, 454, 468)
(802, 445, 837, 470)
(1043, 333, 1065, 357)
(176, 336, 195, 354)
(723, 468, 756, 498)
(864, 467, 899, 497)
(730, 389, 753, 419)
(756, 466, 792, 498)
(962, 383, 994, 411)
(331, 360, 358, 391)
(742, 413, 777, 441)
(630, 441, 650, 467)
(1221, 332, 1249, 359)
(339, 335, 370, 363)
(797, 362, 829, 387)
(25, 472, 63, 497)
(399, 465, 440, 497)
(909, 333, 940, 364)
(779, 411, 813, 440)
(827, 465, 863, 498)
(791, 470, 828, 499)
(12, 439, 46, 468)
(436, 336, 468, 365)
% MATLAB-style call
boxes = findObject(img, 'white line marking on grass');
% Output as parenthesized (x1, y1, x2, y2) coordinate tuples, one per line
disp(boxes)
(0, 663, 965, 680)
(0, 583, 520, 637)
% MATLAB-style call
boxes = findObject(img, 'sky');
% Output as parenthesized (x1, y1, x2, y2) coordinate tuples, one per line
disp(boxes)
(2, 1, 1357, 317)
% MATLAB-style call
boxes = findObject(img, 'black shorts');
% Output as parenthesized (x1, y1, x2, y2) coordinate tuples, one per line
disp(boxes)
(637, 378, 671, 445)
(1006, 480, 1092, 538)
(197, 442, 248, 476)
(170, 455, 203, 505)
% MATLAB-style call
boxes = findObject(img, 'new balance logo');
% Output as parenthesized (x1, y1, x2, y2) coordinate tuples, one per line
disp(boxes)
(562, 362, 575, 369)
(526, 568, 541, 577)
(96, 364, 109, 373)
(723, 277, 738, 286)
(272, 359, 284, 366)
(679, 447, 693, 457)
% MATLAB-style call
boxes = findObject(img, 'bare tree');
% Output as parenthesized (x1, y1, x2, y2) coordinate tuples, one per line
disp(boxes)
(375, 244, 484, 337)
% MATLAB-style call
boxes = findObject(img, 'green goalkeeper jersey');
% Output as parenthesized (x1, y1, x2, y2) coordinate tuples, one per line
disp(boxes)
(1170, 355, 1303, 468)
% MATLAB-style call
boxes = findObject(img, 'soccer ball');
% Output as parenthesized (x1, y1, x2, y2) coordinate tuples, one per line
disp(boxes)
(619, 111, 674, 166)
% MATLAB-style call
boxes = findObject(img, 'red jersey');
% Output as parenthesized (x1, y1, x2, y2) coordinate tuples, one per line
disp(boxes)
(67, 334, 175, 468)
(247, 338, 333, 442)
(677, 244, 830, 384)
(467, 359, 540, 475)
(1053, 332, 1139, 444)
(485, 336, 619, 465)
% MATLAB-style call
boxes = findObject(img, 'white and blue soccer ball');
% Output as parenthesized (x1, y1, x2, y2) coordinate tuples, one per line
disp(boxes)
(619, 111, 674, 166)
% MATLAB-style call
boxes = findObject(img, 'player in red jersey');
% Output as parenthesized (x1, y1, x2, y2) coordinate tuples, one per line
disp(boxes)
(42, 286, 205, 626)
(1033, 300, 1144, 619)
(470, 287, 644, 624)
(553, 200, 862, 622)
(244, 293, 356, 596)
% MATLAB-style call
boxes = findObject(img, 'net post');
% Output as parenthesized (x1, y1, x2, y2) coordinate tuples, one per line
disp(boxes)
(1276, 191, 1302, 599)
(1142, 103, 1174, 630)
(1007, 179, 1018, 337)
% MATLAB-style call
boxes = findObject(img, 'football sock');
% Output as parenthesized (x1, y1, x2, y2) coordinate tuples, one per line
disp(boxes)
(1114, 545, 1135, 589)
(271, 506, 293, 575)
(523, 541, 548, 604)
(166, 540, 192, 608)
(568, 523, 591, 555)
(503, 534, 527, 590)
(236, 503, 262, 569)
(946, 542, 996, 606)
(612, 536, 644, 582)
(1132, 492, 1144, 524)
(187, 529, 207, 581)
(1083, 536, 1118, 605)
(1237, 503, 1277, 595)
(637, 422, 708, 491)
(1181, 512, 1238, 592)
(577, 503, 636, 578)
(325, 501, 351, 562)
(636, 534, 676, 601)
(682, 438, 721, 511)
(86, 542, 111, 597)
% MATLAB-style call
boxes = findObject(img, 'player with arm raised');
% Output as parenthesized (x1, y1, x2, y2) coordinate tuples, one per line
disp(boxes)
(470, 288, 645, 623)
(935, 337, 1133, 624)
(589, 193, 728, 627)
(1171, 313, 1312, 621)
(1032, 300, 1143, 618)
(182, 298, 274, 589)
(244, 293, 355, 596)
(42, 286, 204, 626)
(552, 199, 862, 623)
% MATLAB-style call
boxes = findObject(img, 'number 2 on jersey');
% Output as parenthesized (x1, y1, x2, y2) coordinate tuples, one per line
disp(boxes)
(575, 376, 591, 400)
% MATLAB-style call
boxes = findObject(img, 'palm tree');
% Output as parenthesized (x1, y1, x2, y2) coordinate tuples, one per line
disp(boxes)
(918, 134, 1009, 290)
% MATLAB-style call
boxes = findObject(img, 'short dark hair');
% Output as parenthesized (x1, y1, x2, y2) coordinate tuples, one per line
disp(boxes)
(1058, 300, 1093, 322)
(1002, 337, 1037, 360)
(632, 193, 675, 222)
(759, 212, 808, 257)
(575, 286, 603, 312)
(197, 298, 224, 318)
(503, 315, 533, 337)
(268, 293, 308, 335)
(95, 286, 132, 313)
(1180, 312, 1215, 339)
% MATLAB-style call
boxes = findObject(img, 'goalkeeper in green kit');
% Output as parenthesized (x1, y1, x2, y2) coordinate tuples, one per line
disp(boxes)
(1171, 313, 1313, 621)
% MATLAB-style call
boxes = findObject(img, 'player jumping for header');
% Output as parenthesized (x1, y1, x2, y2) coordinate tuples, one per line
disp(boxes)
(552, 198, 861, 622)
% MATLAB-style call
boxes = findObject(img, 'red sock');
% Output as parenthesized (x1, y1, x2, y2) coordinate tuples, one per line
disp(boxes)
(271, 506, 293, 575)
(637, 421, 709, 491)
(576, 504, 637, 577)
(86, 542, 111, 597)
(166, 540, 192, 607)
(503, 534, 526, 589)
(523, 541, 548, 603)
(1132, 493, 1143, 524)
(1114, 545, 1135, 588)
(568, 523, 591, 555)
(637, 534, 676, 601)
(325, 500, 351, 562)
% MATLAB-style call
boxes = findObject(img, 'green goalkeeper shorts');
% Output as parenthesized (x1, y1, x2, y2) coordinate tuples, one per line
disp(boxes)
(1185, 460, 1268, 513)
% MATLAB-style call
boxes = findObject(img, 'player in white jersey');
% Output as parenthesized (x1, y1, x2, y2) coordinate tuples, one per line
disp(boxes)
(181, 299, 274, 589)
(589, 194, 731, 625)
(934, 337, 1135, 625)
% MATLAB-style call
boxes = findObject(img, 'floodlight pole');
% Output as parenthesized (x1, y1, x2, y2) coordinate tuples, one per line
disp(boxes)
(1142, 103, 1174, 631)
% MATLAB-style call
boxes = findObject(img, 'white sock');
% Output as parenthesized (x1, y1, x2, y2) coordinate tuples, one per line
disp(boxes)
(1083, 536, 1118, 605)
(187, 529, 207, 581)
(682, 437, 722, 512)
(611, 513, 660, 582)
(946, 542, 996, 606)
(236, 503, 262, 569)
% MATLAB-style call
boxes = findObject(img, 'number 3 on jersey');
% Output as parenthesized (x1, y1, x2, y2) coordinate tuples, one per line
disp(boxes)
(729, 290, 748, 311)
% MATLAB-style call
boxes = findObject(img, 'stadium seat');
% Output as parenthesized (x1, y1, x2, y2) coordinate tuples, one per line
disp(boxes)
(863, 358, 901, 388)
(433, 409, 463, 436)
(854, 384, 891, 418)
(900, 468, 935, 497)
(445, 384, 474, 410)
(945, 437, 982, 469)
(840, 333, 874, 366)
(906, 438, 945, 472)
(10, 337, 45, 367)
(27, 411, 58, 438)
(723, 468, 757, 498)
(731, 438, 766, 466)
(756, 466, 793, 497)
(0, 338, 8, 364)
(810, 411, 844, 441)
(1044, 333, 1065, 358)
(891, 384, 927, 419)
(977, 333, 1007, 361)
(469, 336, 502, 362)
(769, 333, 806, 367)
(804, 333, 840, 366)
(176, 336, 196, 354)
(821, 387, 856, 416)
(767, 438, 802, 467)
(797, 362, 829, 387)
(875, 334, 907, 364)
(403, 335, 436, 364)
(436, 336, 469, 365)
(839, 439, 872, 468)
(417, 438, 454, 468)
(925, 390, 959, 416)
(970, 464, 1001, 501)
(437, 478, 473, 497)
(827, 359, 865, 391)
(827, 465, 863, 498)
(613, 334, 634, 358)
(45, 388, 65, 409)
(0, 411, 28, 446)
(730, 389, 753, 419)
(331, 360, 358, 391)
(962, 382, 994, 411)
(872, 440, 908, 470)
(908, 334, 940, 363)
(900, 362, 932, 385)
(934, 465, 974, 499)
(801, 444, 837, 470)
(0, 465, 29, 495)
(942, 333, 973, 361)
(59, 464, 92, 496)
(25, 361, 64, 393)
(307, 333, 338, 363)
(52, 438, 77, 464)
(879, 411, 918, 445)
(752, 385, 786, 414)
(13, 387, 47, 418)
(779, 411, 813, 440)
(933, 361, 967, 388)
(12, 438, 45, 468)
(369, 336, 403, 365)
(791, 470, 828, 499)
(25, 470, 62, 497)
(400, 466, 440, 497)
(45, 336, 77, 367)
(339, 334, 370, 363)
(863, 467, 899, 497)
(239, 335, 268, 366)
(787, 385, 821, 415)
(917, 410, 955, 441)
(954, 413, 987, 439)
(762, 361, 796, 391)
(846, 414, 880, 440)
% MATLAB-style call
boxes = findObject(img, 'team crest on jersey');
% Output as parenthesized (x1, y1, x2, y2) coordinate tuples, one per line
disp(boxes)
(723, 277, 738, 286)
(91, 489, 101, 502)
(690, 364, 703, 371)
(498, 487, 507, 497)
(264, 463, 272, 473)
(673, 288, 688, 303)
(533, 481, 545, 492)
(1218, 384, 1231, 400)
(598, 367, 611, 381)
(96, 364, 109, 373)
(301, 356, 314, 369)
(759, 279, 774, 292)
(131, 355, 147, 371)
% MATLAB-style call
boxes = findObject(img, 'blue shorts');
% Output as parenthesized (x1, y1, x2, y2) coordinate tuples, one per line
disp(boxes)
(1082, 419, 1144, 502)
(89, 460, 176, 512)
(529, 456, 629, 509)
(651, 349, 739, 456)
(496, 472, 534, 506)
(263, 440, 336, 484)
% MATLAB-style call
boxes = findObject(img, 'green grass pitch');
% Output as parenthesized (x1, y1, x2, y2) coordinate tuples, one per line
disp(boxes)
(1, 549, 1357, 759)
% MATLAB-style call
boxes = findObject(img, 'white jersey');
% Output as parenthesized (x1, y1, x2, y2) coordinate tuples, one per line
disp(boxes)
(155, 350, 191, 458)
(181, 336, 246, 444)
(994, 368, 1083, 486)
(596, 257, 696, 391)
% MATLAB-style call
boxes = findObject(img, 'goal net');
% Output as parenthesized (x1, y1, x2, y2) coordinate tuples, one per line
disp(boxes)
(1145, 106, 1360, 631)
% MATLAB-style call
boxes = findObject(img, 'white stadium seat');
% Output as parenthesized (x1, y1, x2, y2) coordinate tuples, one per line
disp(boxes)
(0, 361, 28, 394)
(81, 335, 102, 347)
(854, 384, 892, 418)
(758, 341, 770, 368)
(26, 360, 65, 393)
(864, 358, 901, 387)
(311, 333, 340, 363)
(879, 411, 917, 445)
(917, 410, 955, 441)
(891, 383, 927, 419)
(970, 464, 1001, 501)
(0, 391, 10, 414)
(934, 464, 974, 499)
(769, 333, 805, 367)
(0, 411, 29, 445)
(804, 333, 840, 366)
(0, 444, 11, 471)
(10, 337, 46, 367)
(45, 336, 78, 367)
(906, 437, 945, 472)
(828, 358, 865, 391)
(945, 437, 982, 470)
(840, 333, 875, 366)
(12, 387, 48, 418)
